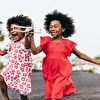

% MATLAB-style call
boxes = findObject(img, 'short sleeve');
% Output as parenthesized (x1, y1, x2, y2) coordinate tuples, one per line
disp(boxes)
(67, 39, 77, 50)
(5, 42, 12, 52)
(63, 38, 77, 56)
(40, 36, 51, 50)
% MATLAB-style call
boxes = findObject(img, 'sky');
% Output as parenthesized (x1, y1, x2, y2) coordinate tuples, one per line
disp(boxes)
(0, 0, 100, 58)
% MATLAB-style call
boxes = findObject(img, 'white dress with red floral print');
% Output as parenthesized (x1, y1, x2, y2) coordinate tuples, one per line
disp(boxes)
(0, 38, 32, 95)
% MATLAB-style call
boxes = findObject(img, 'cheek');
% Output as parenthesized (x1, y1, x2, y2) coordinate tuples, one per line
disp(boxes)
(18, 32, 23, 37)
(58, 28, 63, 32)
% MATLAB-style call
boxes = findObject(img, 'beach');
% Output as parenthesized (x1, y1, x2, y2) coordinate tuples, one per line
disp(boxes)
(0, 71, 100, 100)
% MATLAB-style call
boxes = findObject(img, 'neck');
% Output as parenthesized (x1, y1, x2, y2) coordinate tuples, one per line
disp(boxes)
(52, 37, 63, 42)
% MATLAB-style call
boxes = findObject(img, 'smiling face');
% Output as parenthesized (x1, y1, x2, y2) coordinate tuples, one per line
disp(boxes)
(49, 20, 65, 39)
(10, 24, 24, 42)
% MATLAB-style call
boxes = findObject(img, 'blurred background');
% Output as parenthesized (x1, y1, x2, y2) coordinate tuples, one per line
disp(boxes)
(0, 0, 100, 72)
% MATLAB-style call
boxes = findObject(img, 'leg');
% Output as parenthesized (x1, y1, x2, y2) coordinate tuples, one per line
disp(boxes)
(20, 94, 29, 100)
(0, 75, 9, 100)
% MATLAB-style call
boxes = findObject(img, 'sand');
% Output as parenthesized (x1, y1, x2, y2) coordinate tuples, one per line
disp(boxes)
(0, 71, 100, 100)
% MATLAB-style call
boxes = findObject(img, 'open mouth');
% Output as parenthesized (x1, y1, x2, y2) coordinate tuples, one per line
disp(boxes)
(51, 32, 57, 34)
(12, 34, 18, 37)
(50, 32, 58, 36)
(50, 30, 58, 34)
(10, 32, 19, 41)
(10, 31, 18, 36)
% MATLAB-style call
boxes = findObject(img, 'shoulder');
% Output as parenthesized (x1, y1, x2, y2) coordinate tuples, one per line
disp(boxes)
(63, 38, 76, 44)
(40, 36, 51, 40)
(40, 36, 51, 48)
(40, 36, 51, 43)
(6, 40, 14, 46)
(63, 38, 77, 48)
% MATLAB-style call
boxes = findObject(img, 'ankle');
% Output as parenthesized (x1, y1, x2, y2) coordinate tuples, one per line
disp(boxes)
(20, 95, 29, 100)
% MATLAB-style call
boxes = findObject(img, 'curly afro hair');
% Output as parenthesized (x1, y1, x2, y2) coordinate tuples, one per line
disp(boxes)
(7, 15, 32, 32)
(44, 10, 75, 37)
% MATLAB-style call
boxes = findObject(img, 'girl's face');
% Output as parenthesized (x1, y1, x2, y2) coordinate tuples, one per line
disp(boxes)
(10, 24, 24, 42)
(49, 20, 65, 38)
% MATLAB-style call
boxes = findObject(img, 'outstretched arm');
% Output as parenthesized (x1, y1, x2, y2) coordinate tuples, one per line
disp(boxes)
(72, 47, 100, 65)
(0, 49, 7, 56)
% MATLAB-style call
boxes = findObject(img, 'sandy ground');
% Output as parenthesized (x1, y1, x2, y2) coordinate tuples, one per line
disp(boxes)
(0, 71, 100, 100)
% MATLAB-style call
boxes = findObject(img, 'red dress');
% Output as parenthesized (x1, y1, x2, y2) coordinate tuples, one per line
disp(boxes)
(40, 36, 77, 99)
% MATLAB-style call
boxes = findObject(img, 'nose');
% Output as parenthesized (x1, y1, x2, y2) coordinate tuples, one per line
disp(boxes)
(50, 27, 57, 33)
(10, 30, 17, 35)
(50, 26, 55, 32)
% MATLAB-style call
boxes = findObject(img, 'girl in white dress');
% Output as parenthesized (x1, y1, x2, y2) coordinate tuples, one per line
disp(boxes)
(0, 15, 33, 100)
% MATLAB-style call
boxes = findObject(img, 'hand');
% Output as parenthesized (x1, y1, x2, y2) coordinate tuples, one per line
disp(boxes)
(95, 60, 100, 65)
(29, 33, 34, 37)
(29, 29, 34, 37)
(25, 29, 34, 37)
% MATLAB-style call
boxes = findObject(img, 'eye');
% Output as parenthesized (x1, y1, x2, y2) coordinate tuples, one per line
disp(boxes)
(21, 28, 25, 31)
(54, 25, 58, 28)
(14, 27, 20, 30)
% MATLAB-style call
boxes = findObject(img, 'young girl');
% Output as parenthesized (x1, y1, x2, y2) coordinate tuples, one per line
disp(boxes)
(26, 10, 100, 100)
(0, 15, 33, 100)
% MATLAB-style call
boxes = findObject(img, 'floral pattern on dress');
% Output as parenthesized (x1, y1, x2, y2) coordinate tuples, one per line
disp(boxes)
(0, 38, 32, 95)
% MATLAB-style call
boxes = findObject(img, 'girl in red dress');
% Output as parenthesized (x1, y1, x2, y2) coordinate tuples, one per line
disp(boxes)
(26, 10, 100, 100)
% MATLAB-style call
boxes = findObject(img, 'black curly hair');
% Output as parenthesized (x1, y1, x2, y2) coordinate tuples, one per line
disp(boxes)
(7, 15, 32, 32)
(44, 10, 75, 37)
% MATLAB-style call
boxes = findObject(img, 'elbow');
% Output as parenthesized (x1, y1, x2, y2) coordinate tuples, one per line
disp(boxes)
(0, 53, 6, 56)
(31, 50, 38, 55)
(0, 54, 4, 56)
(31, 47, 42, 55)
(32, 52, 37, 55)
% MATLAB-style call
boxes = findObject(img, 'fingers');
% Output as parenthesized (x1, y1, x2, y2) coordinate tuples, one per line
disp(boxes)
(25, 32, 34, 37)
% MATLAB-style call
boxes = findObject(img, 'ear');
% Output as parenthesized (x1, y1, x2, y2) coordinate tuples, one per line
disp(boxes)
(62, 28, 65, 32)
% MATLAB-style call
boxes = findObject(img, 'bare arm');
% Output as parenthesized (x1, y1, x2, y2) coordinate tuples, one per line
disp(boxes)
(24, 34, 31, 49)
(0, 49, 7, 56)
(30, 36, 42, 55)
(72, 47, 100, 65)
(24, 31, 42, 54)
